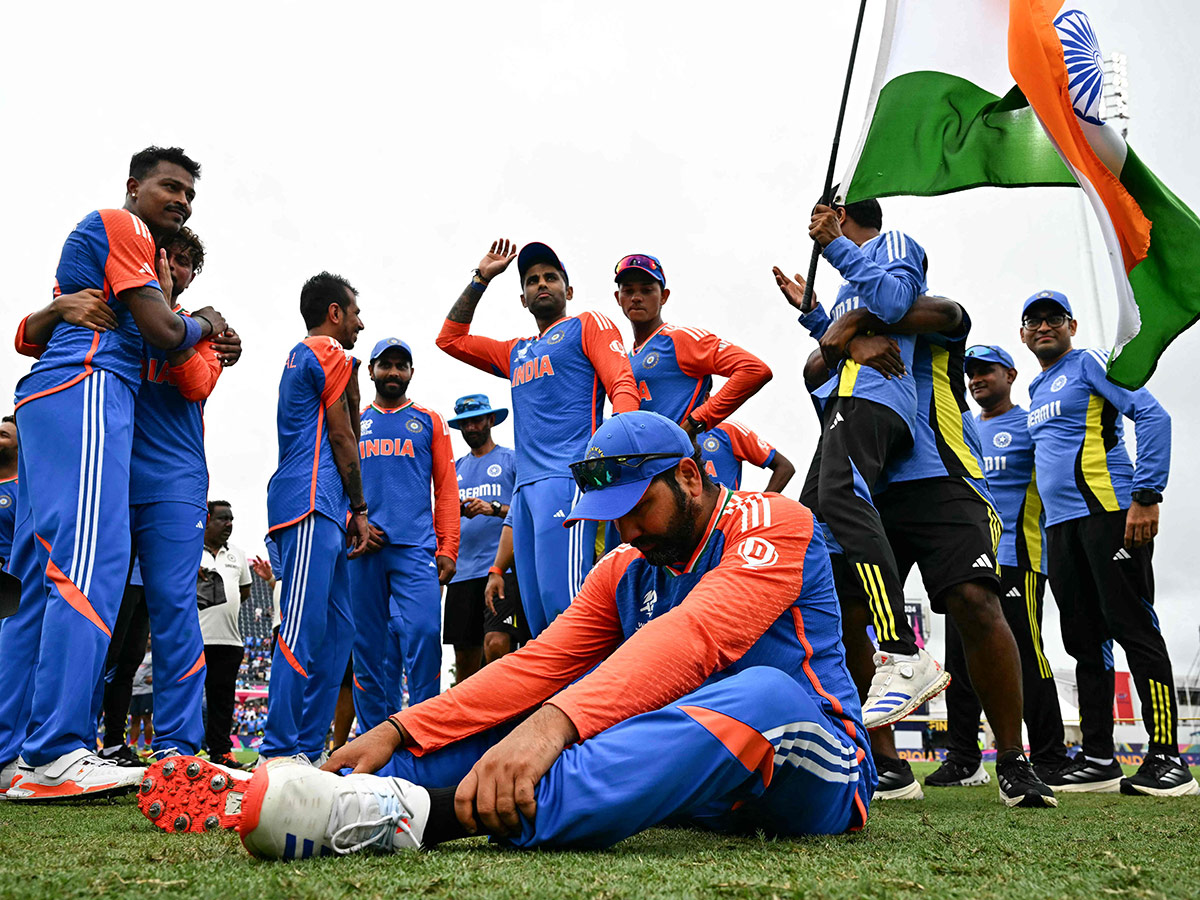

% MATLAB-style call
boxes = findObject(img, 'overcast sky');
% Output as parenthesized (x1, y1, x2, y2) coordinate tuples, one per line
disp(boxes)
(3, 1, 1199, 688)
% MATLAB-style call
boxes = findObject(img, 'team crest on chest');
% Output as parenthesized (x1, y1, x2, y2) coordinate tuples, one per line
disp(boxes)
(487, 463, 502, 477)
(407, 419, 423, 433)
(704, 437, 719, 452)
(992, 431, 1012, 449)
(1050, 375, 1068, 393)
(642, 352, 659, 369)
(548, 331, 565, 344)
(0, 496, 10, 508)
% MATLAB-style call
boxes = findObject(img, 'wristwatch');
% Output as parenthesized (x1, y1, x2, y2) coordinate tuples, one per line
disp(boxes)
(490, 500, 503, 516)
(1130, 489, 1163, 505)
(351, 502, 369, 516)
(685, 415, 706, 434)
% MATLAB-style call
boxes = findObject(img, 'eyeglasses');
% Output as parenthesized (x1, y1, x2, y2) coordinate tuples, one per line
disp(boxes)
(1022, 313, 1069, 329)
(614, 255, 663, 277)
(570, 453, 683, 493)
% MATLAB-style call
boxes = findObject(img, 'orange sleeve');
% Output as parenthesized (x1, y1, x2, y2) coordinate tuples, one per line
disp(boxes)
(435, 319, 516, 378)
(579, 311, 640, 413)
(429, 410, 461, 561)
(722, 421, 775, 467)
(671, 329, 772, 429)
(14, 316, 46, 359)
(167, 339, 222, 402)
(98, 210, 160, 296)
(393, 551, 629, 754)
(303, 336, 355, 409)
(550, 494, 813, 741)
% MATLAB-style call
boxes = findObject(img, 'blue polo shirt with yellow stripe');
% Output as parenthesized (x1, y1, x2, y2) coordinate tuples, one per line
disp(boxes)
(975, 406, 1046, 574)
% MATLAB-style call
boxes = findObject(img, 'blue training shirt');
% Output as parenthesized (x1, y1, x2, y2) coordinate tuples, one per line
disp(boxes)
(0, 477, 16, 569)
(1026, 347, 1170, 527)
(453, 444, 516, 582)
(975, 406, 1046, 573)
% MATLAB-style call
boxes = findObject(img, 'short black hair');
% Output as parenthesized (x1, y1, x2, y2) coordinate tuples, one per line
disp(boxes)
(300, 272, 358, 329)
(1, 415, 13, 425)
(166, 226, 205, 275)
(821, 184, 883, 231)
(207, 499, 232, 515)
(129, 146, 202, 181)
(649, 443, 715, 497)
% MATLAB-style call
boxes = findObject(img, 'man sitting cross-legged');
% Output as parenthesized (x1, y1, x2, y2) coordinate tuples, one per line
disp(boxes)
(134, 411, 874, 856)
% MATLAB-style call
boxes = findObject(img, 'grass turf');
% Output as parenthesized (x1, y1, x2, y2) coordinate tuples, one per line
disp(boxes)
(0, 762, 1197, 900)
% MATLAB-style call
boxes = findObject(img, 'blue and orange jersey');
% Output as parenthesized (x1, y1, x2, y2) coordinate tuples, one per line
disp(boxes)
(1027, 348, 1170, 527)
(628, 324, 771, 428)
(394, 490, 873, 818)
(437, 312, 640, 487)
(266, 335, 359, 533)
(0, 476, 17, 569)
(800, 231, 928, 435)
(453, 444, 517, 582)
(976, 406, 1046, 573)
(15, 210, 161, 407)
(358, 399, 460, 560)
(699, 421, 776, 491)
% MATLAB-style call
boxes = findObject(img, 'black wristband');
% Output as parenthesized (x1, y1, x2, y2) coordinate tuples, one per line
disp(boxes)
(351, 502, 368, 515)
(385, 716, 405, 743)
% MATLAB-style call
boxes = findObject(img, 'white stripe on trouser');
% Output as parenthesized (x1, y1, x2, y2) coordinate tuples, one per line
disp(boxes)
(70, 373, 93, 583)
(70, 372, 106, 596)
(762, 720, 858, 783)
(566, 486, 584, 598)
(283, 516, 314, 649)
(83, 372, 106, 597)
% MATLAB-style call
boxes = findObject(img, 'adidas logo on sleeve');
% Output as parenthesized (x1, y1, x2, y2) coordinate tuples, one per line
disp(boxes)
(972, 553, 992, 569)
(1006, 587, 1022, 598)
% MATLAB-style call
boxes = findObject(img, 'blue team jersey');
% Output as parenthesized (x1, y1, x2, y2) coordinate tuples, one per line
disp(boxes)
(16, 210, 161, 405)
(1026, 348, 1170, 527)
(878, 309, 993, 504)
(0, 477, 16, 569)
(266, 534, 282, 574)
(975, 407, 1046, 573)
(437, 312, 639, 489)
(129, 308, 215, 506)
(453, 445, 516, 582)
(699, 422, 776, 491)
(804, 232, 928, 435)
(358, 400, 458, 555)
(267, 336, 358, 532)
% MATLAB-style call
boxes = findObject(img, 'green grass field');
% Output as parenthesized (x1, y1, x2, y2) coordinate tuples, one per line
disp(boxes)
(0, 762, 1197, 900)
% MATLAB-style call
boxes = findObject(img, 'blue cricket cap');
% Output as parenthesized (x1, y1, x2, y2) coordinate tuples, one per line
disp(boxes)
(964, 344, 1015, 369)
(1021, 289, 1073, 318)
(370, 337, 412, 363)
(563, 411, 694, 527)
(447, 393, 509, 429)
(517, 242, 569, 286)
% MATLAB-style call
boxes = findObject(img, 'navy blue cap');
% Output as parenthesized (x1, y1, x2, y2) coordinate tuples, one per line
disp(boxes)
(563, 412, 693, 527)
(517, 242, 569, 286)
(447, 393, 509, 429)
(1021, 289, 1073, 318)
(370, 337, 412, 363)
(964, 344, 1015, 369)
(614, 253, 667, 287)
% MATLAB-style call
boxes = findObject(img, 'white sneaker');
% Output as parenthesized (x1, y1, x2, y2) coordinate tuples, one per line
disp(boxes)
(6, 747, 143, 800)
(861, 649, 951, 729)
(254, 752, 315, 771)
(239, 765, 430, 859)
(0, 757, 26, 798)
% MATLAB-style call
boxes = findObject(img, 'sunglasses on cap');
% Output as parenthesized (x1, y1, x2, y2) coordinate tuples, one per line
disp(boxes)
(965, 345, 999, 359)
(570, 453, 684, 494)
(455, 398, 488, 414)
(614, 255, 664, 276)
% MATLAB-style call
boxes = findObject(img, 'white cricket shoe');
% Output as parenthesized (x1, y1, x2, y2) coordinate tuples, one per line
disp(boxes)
(0, 757, 26, 798)
(861, 649, 951, 729)
(239, 764, 430, 859)
(6, 747, 143, 800)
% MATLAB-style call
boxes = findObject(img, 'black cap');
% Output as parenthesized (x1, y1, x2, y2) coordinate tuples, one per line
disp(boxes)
(517, 242, 569, 286)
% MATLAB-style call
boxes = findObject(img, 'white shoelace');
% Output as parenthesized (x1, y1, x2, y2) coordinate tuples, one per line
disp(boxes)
(329, 777, 416, 855)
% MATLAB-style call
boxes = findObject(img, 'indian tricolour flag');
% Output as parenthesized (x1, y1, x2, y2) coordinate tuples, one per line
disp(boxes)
(838, 0, 1200, 389)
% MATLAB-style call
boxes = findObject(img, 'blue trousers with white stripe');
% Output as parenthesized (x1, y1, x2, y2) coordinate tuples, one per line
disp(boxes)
(3, 373, 135, 766)
(378, 667, 871, 848)
(130, 501, 208, 755)
(261, 512, 353, 760)
(350, 544, 442, 730)
(511, 477, 597, 638)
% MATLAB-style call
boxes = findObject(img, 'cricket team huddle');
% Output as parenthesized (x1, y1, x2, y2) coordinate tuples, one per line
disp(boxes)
(0, 145, 1189, 861)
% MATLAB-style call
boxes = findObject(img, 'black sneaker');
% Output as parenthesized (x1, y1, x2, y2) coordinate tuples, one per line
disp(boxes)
(1119, 753, 1199, 797)
(99, 744, 147, 768)
(996, 753, 1057, 808)
(1039, 755, 1123, 793)
(925, 758, 990, 787)
(874, 755, 923, 800)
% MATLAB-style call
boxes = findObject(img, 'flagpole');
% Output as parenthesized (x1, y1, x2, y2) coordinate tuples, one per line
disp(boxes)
(800, 0, 871, 312)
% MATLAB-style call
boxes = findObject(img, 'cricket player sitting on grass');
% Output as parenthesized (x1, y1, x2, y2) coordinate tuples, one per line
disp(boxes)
(135, 411, 874, 857)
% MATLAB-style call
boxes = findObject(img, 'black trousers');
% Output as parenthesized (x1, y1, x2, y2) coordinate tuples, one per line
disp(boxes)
(943, 566, 1068, 769)
(1047, 510, 1178, 757)
(203, 644, 244, 758)
(101, 583, 150, 747)
(801, 396, 917, 653)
